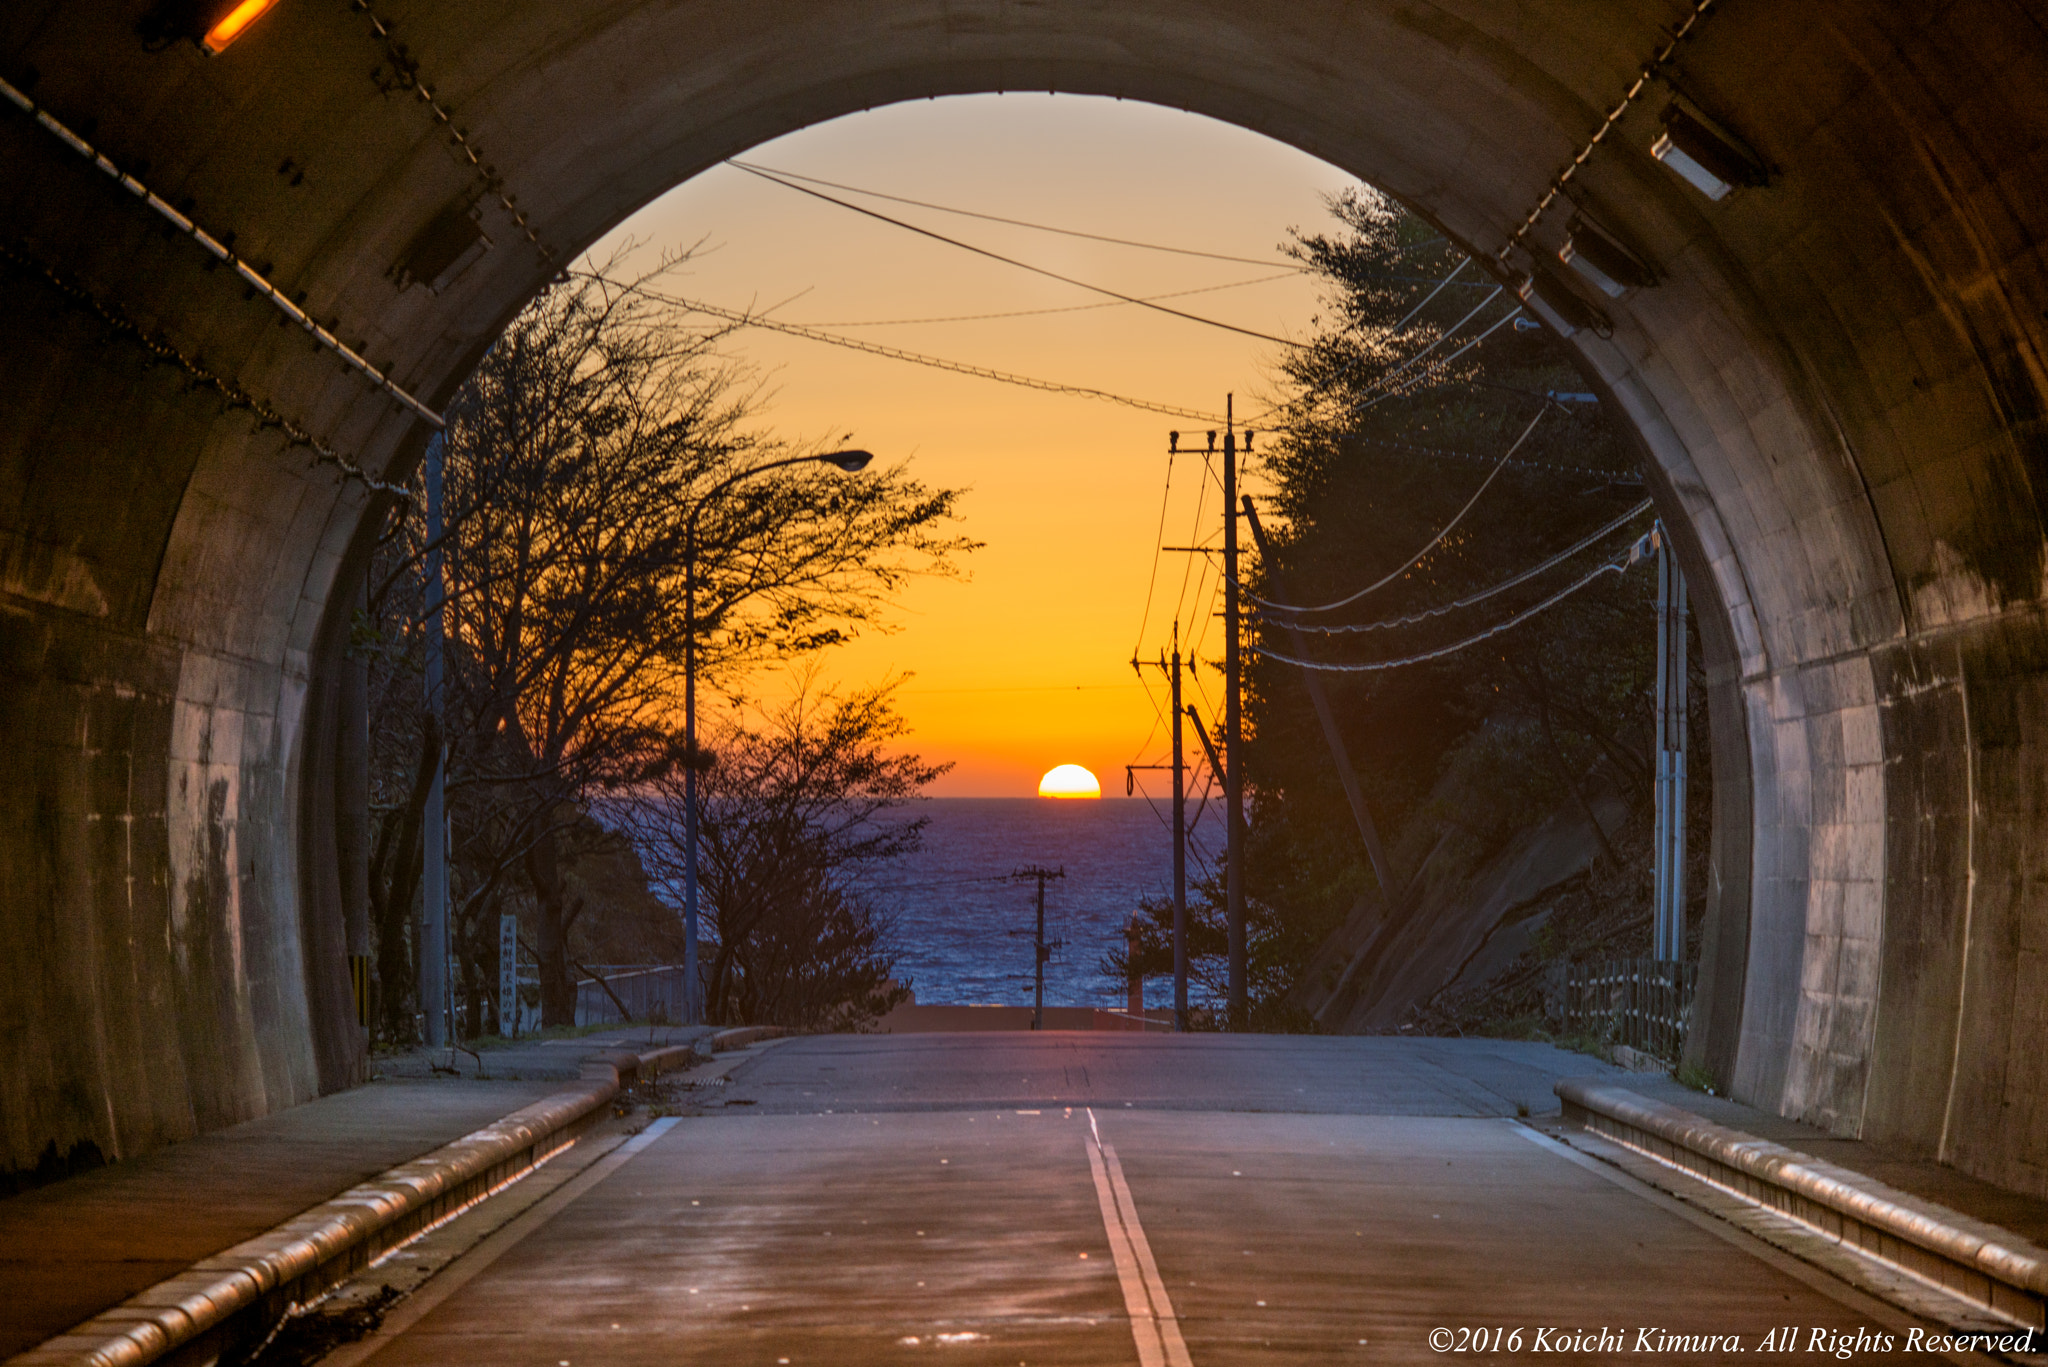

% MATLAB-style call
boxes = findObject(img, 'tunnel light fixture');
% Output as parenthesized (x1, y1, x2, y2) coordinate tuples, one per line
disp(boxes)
(1558, 216, 1656, 299)
(139, 0, 281, 54)
(202, 0, 282, 53)
(1652, 106, 1768, 202)
(1517, 271, 1606, 340)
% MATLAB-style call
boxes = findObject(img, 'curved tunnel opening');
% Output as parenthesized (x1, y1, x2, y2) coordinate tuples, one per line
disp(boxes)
(394, 89, 1728, 1053)
(2, 1, 2042, 1208)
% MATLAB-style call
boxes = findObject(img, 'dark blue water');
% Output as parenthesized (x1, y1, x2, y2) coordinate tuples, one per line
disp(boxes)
(856, 798, 1193, 1007)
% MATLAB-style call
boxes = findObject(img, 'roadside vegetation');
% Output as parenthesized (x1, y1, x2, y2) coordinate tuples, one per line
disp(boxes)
(356, 258, 972, 1045)
(1110, 190, 1710, 1033)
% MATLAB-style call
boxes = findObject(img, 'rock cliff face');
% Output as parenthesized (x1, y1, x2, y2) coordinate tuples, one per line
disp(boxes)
(1292, 792, 1630, 1036)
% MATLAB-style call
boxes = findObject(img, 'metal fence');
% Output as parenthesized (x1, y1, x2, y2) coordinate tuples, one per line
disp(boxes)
(1552, 958, 1697, 1063)
(575, 965, 688, 1027)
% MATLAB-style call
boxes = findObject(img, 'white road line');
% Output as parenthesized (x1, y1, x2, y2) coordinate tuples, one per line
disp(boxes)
(1086, 1109, 1194, 1367)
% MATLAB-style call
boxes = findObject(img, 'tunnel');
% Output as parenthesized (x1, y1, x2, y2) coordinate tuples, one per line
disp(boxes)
(0, 0, 2043, 1201)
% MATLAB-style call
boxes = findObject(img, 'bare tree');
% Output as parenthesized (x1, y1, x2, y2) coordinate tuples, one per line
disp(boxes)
(359, 259, 973, 1037)
(624, 676, 943, 1029)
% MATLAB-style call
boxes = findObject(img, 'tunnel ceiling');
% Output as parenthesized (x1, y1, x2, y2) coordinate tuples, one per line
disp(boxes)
(4, 0, 2048, 1200)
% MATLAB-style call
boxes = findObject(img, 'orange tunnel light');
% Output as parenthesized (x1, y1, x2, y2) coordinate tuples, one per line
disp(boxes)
(202, 0, 281, 53)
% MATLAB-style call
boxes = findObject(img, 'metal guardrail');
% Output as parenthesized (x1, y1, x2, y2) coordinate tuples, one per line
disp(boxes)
(1552, 957, 1696, 1062)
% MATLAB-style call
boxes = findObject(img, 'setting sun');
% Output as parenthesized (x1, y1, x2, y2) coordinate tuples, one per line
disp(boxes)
(1037, 764, 1102, 799)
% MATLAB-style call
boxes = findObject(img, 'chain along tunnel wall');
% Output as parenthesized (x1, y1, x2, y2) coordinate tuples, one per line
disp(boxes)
(1, 0, 2046, 1194)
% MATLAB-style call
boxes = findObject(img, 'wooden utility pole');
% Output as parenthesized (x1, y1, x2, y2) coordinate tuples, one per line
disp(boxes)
(1128, 624, 1192, 1030)
(1170, 632, 1188, 1030)
(1013, 866, 1065, 1030)
(1222, 397, 1247, 1029)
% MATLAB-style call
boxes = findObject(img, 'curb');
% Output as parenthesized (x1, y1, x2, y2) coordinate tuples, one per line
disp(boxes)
(707, 1026, 789, 1053)
(1556, 1079, 2048, 1328)
(7, 1039, 718, 1367)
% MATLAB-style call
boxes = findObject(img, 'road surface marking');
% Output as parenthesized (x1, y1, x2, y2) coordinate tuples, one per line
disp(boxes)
(1086, 1108, 1193, 1367)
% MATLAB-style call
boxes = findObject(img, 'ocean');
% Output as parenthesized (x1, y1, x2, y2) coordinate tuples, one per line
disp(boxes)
(858, 798, 1192, 1008)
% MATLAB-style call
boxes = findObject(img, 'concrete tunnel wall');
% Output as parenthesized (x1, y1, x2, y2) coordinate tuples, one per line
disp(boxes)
(1, 0, 2045, 1194)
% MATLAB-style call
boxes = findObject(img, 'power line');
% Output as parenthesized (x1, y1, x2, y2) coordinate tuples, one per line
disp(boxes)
(1132, 447, 1178, 657)
(1386, 258, 1471, 333)
(647, 291, 1226, 422)
(1252, 532, 1655, 674)
(1238, 408, 1547, 614)
(1259, 500, 1654, 630)
(1362, 285, 1504, 392)
(729, 161, 1305, 350)
(897, 683, 1145, 695)
(1356, 307, 1525, 410)
(730, 159, 1309, 270)
(798, 270, 1299, 328)
(1343, 429, 1640, 483)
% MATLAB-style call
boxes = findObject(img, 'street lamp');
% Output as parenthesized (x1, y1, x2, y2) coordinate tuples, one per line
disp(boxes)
(682, 449, 874, 1025)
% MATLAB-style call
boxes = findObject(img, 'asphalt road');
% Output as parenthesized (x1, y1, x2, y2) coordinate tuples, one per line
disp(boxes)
(335, 1034, 1966, 1365)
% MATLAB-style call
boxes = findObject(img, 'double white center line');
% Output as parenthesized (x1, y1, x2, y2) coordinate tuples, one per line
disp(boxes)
(1085, 1108, 1194, 1367)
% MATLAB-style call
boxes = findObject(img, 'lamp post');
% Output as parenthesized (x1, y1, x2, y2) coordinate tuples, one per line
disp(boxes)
(682, 449, 873, 1025)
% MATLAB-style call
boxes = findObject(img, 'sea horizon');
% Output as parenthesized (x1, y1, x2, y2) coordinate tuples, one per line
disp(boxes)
(857, 796, 1208, 1009)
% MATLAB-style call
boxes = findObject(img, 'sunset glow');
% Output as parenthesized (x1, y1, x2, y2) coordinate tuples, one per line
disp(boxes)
(593, 96, 1350, 793)
(1038, 764, 1102, 799)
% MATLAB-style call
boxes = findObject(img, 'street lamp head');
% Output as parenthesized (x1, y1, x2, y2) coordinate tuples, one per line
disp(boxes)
(820, 449, 874, 473)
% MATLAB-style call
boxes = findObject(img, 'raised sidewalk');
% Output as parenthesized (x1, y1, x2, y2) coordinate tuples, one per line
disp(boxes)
(1558, 1072, 2048, 1336)
(0, 1025, 721, 1364)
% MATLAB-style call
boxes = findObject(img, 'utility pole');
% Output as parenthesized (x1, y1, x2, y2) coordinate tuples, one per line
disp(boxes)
(1014, 866, 1065, 1029)
(1652, 524, 1688, 961)
(1222, 396, 1247, 1030)
(1170, 631, 1187, 1032)
(421, 433, 449, 1049)
(1128, 627, 1191, 1030)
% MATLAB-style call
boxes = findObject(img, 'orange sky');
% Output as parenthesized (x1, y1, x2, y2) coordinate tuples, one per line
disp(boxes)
(591, 95, 1356, 795)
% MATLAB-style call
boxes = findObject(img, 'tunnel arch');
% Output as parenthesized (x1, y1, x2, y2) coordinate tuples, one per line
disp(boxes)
(1, 1, 2042, 1195)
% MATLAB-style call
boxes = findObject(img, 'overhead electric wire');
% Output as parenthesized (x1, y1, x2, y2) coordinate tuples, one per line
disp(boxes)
(1238, 407, 1546, 614)
(799, 270, 1299, 327)
(731, 158, 1307, 271)
(1243, 269, 1518, 428)
(648, 291, 1225, 422)
(1171, 455, 1215, 631)
(1356, 307, 1525, 410)
(1351, 287, 1504, 396)
(1253, 534, 1655, 674)
(1339, 429, 1637, 483)
(1132, 448, 1178, 657)
(1386, 258, 1472, 334)
(1259, 499, 1654, 631)
(729, 161, 1304, 350)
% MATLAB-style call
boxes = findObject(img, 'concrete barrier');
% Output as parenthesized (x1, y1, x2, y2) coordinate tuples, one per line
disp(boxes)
(1556, 1079, 2048, 1328)
(8, 1048, 680, 1367)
